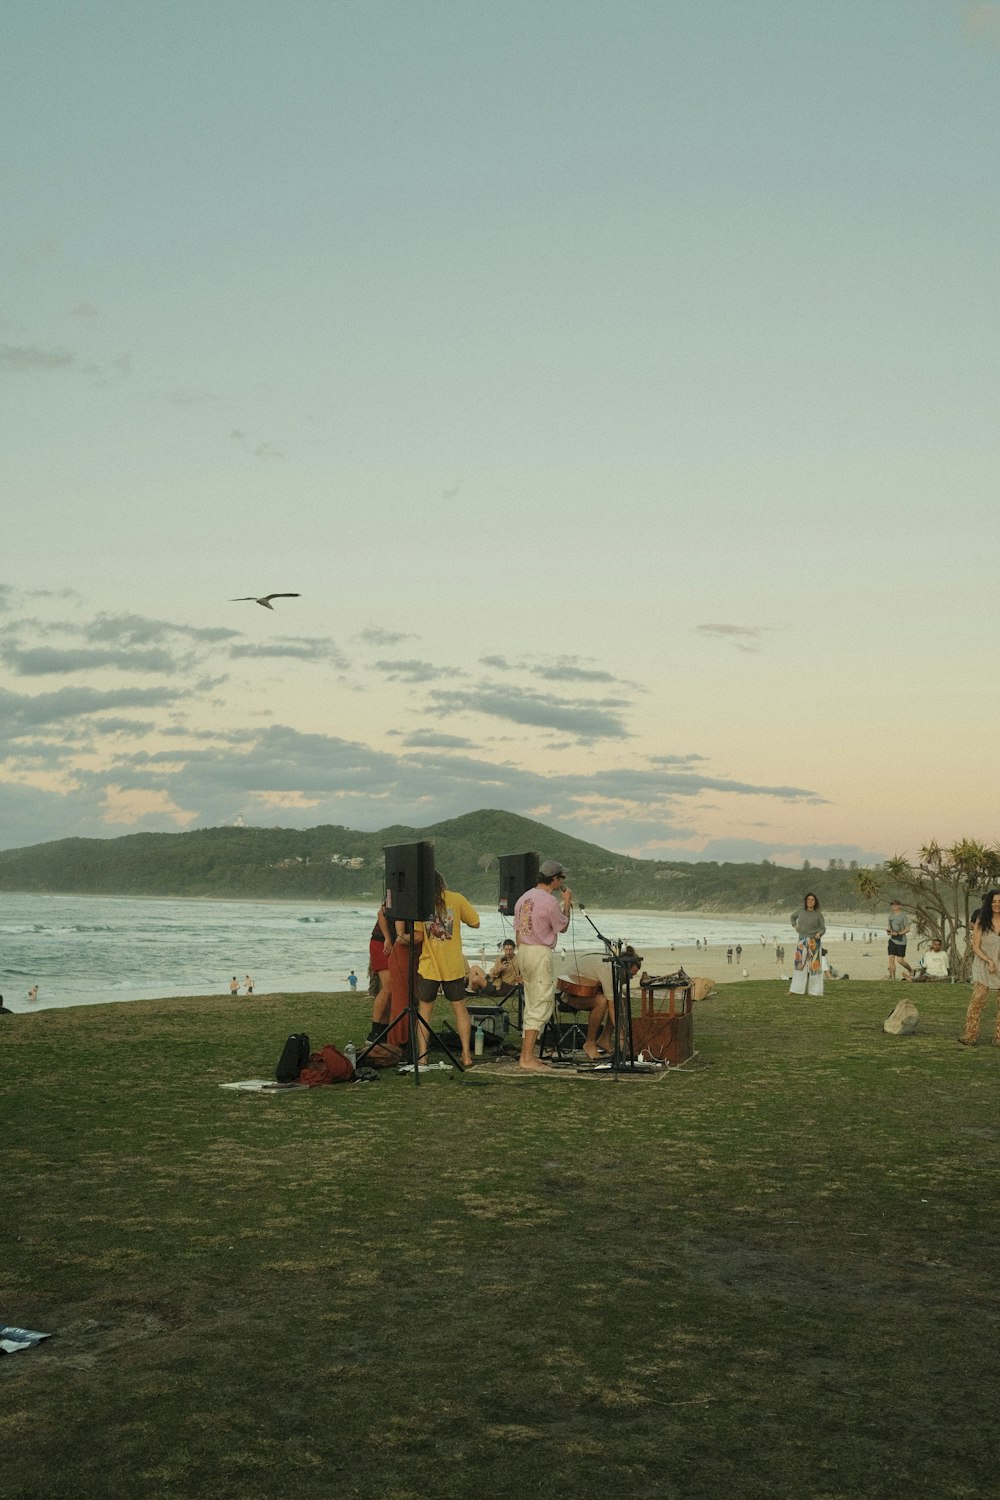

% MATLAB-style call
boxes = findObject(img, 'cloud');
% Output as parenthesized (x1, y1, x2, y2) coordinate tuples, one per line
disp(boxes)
(229, 429, 284, 459)
(696, 623, 765, 637)
(229, 638, 349, 667)
(0, 344, 75, 373)
(400, 730, 477, 749)
(357, 628, 414, 647)
(649, 753, 710, 767)
(100, 785, 198, 829)
(2, 644, 182, 676)
(0, 685, 188, 750)
(0, 716, 828, 853)
(669, 837, 887, 867)
(426, 686, 632, 740)
(477, 653, 622, 686)
(530, 660, 619, 685)
(696, 622, 780, 655)
(374, 659, 448, 683)
(83, 612, 240, 647)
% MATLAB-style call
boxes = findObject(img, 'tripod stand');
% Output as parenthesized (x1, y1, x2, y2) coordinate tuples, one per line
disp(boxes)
(355, 918, 466, 1087)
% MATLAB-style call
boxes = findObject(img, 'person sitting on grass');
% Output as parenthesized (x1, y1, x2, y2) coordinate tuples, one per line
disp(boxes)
(908, 937, 949, 983)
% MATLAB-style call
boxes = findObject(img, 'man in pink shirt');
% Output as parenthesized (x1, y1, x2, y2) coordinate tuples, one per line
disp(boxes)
(513, 859, 572, 1072)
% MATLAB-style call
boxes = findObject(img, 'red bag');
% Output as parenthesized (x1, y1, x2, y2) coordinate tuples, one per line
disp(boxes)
(299, 1044, 354, 1086)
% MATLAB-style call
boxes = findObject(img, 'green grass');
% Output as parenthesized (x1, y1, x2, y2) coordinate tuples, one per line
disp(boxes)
(3, 981, 999, 1500)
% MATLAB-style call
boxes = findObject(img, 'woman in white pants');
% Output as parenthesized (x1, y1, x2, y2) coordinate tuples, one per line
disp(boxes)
(789, 893, 826, 996)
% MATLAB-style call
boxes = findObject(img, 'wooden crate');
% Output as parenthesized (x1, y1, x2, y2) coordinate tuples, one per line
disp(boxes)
(632, 978, 694, 1064)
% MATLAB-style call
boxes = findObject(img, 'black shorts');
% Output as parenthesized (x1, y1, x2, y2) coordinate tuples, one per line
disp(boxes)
(887, 940, 907, 957)
(415, 975, 467, 1003)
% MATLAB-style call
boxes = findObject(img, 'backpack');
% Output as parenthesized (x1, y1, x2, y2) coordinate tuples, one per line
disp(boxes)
(276, 1033, 311, 1082)
(299, 1044, 355, 1087)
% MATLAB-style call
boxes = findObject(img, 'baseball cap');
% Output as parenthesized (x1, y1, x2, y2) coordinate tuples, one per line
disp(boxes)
(539, 859, 567, 878)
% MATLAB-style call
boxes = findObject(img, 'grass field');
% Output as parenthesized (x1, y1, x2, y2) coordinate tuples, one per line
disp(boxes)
(3, 980, 999, 1500)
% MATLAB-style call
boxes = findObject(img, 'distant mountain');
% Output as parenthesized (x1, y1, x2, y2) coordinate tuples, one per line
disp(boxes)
(0, 808, 879, 912)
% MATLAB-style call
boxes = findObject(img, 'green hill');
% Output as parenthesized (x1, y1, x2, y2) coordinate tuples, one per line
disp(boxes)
(0, 808, 880, 912)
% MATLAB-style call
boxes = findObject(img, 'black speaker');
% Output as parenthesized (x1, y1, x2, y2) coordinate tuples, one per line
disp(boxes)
(384, 841, 436, 921)
(498, 851, 539, 913)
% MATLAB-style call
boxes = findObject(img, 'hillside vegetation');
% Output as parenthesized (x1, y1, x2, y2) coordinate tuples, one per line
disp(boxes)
(0, 808, 882, 912)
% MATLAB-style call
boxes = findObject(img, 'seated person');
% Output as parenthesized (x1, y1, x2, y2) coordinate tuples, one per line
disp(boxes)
(466, 962, 488, 993)
(560, 945, 642, 1060)
(909, 937, 949, 982)
(469, 938, 522, 997)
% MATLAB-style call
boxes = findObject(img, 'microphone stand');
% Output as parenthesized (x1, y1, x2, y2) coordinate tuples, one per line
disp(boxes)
(581, 910, 636, 1077)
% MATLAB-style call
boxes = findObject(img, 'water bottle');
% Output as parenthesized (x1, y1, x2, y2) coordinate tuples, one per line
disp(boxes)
(344, 1042, 357, 1074)
(474, 1024, 485, 1058)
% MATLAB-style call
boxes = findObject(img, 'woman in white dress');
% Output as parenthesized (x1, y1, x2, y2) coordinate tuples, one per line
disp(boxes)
(960, 889, 1000, 1045)
(789, 893, 826, 996)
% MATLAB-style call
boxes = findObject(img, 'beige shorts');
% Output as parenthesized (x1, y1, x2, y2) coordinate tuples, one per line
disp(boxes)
(519, 943, 556, 1032)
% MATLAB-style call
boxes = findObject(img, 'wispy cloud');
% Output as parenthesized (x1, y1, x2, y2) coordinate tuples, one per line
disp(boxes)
(0, 684, 187, 740)
(357, 627, 414, 647)
(229, 429, 284, 460)
(1, 644, 182, 676)
(230, 638, 349, 667)
(477, 652, 622, 686)
(696, 622, 779, 655)
(374, 659, 448, 683)
(426, 686, 632, 740)
(400, 730, 477, 749)
(0, 343, 75, 373)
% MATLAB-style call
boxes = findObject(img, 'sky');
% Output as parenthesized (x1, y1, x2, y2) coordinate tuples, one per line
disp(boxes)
(2, 1, 998, 866)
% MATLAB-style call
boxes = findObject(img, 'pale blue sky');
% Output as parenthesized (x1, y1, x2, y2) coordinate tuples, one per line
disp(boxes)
(2, 2, 998, 863)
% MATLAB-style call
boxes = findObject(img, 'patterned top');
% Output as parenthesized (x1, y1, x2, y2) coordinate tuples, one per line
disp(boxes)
(971, 925, 1000, 990)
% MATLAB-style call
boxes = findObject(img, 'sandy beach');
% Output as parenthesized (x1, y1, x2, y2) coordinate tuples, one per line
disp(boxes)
(611, 913, 947, 988)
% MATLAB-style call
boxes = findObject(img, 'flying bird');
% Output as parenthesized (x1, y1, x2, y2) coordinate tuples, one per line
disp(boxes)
(230, 593, 301, 610)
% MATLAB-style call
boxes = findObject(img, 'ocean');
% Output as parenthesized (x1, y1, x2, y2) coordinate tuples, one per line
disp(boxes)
(0, 892, 850, 1012)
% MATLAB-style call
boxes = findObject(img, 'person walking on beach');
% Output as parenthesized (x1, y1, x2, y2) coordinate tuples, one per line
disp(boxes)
(348, 970, 358, 991)
(244, 974, 254, 995)
(789, 893, 826, 996)
(514, 860, 572, 1072)
(229, 976, 239, 996)
(886, 900, 914, 980)
(415, 873, 480, 1068)
(27, 985, 38, 1003)
(960, 890, 1000, 1046)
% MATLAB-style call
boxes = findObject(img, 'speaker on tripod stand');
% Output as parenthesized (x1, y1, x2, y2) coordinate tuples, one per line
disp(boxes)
(384, 840, 436, 922)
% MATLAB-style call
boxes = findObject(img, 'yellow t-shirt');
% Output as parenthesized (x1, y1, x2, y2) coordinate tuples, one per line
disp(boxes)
(417, 890, 480, 983)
